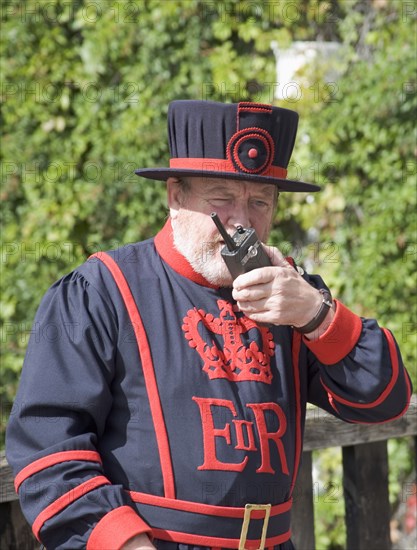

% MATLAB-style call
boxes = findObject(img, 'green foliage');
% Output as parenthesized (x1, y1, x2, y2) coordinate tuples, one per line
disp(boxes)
(313, 448, 346, 550)
(388, 438, 415, 509)
(1, 1, 415, 547)
(0, 0, 345, 425)
(1, 0, 278, 414)
(305, 2, 417, 381)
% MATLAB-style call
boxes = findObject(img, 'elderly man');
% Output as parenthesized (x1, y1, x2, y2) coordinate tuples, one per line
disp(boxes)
(6, 100, 412, 550)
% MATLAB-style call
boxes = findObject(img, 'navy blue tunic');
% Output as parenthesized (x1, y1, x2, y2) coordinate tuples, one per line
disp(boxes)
(6, 220, 412, 549)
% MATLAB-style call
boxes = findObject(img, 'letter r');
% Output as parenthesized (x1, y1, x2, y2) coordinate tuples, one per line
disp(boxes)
(247, 402, 289, 475)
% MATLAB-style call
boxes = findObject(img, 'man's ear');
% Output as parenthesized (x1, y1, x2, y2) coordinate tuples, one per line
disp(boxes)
(166, 177, 183, 219)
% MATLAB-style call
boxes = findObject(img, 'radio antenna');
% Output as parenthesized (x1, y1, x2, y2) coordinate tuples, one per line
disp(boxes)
(210, 212, 237, 251)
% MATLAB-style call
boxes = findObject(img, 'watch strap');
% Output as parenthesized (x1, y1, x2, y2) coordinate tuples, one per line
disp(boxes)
(294, 288, 333, 334)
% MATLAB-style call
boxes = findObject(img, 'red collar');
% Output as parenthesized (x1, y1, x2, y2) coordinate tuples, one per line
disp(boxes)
(154, 220, 218, 288)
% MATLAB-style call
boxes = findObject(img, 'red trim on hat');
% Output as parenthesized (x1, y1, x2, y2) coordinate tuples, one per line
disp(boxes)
(238, 102, 273, 114)
(228, 130, 274, 174)
(169, 158, 287, 179)
(14, 450, 102, 493)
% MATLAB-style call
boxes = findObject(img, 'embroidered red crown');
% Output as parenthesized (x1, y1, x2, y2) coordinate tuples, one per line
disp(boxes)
(182, 300, 274, 384)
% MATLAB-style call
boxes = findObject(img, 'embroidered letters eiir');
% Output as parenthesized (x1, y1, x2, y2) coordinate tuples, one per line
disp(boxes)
(193, 397, 289, 476)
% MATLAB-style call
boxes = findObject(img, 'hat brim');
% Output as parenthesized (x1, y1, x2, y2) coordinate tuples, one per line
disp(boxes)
(135, 168, 321, 193)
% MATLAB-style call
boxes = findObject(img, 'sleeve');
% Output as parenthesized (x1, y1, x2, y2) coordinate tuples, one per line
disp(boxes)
(5, 271, 152, 549)
(304, 298, 413, 423)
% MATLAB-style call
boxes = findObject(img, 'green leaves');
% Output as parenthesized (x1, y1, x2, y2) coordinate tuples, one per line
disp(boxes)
(3, 0, 415, 396)
(1, 0, 415, 458)
(305, 5, 416, 376)
(1, 3, 415, 546)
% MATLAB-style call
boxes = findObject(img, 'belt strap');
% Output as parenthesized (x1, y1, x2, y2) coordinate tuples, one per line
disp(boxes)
(129, 492, 292, 549)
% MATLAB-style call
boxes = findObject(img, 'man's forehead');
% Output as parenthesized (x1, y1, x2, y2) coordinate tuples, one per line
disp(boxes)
(189, 177, 276, 196)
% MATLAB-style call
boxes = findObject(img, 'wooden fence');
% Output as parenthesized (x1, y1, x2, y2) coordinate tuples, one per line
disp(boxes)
(291, 402, 416, 549)
(1, 397, 416, 549)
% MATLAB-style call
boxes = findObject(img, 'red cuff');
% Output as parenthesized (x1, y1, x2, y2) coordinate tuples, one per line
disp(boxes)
(87, 506, 152, 550)
(303, 300, 363, 365)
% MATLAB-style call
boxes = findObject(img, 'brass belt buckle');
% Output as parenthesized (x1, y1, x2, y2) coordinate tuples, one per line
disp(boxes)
(239, 503, 271, 550)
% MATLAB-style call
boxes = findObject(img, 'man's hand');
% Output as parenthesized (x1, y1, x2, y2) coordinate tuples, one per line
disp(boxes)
(232, 245, 334, 339)
(121, 533, 156, 550)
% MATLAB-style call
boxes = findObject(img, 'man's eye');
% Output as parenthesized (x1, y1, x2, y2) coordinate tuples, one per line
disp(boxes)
(252, 200, 270, 209)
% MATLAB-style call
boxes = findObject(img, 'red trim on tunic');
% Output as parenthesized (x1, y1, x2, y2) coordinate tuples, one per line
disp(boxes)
(129, 491, 292, 517)
(87, 505, 152, 550)
(32, 476, 110, 541)
(14, 450, 102, 493)
(154, 220, 218, 288)
(150, 528, 291, 548)
(303, 300, 363, 365)
(154, 222, 295, 290)
(289, 331, 302, 496)
(346, 372, 413, 424)
(169, 158, 287, 179)
(327, 393, 341, 415)
(321, 327, 402, 409)
(91, 252, 176, 499)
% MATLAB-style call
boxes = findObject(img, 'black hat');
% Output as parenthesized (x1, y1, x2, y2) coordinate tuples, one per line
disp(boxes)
(135, 100, 320, 192)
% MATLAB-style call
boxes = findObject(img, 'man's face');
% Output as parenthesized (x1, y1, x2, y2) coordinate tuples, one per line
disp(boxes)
(167, 176, 278, 286)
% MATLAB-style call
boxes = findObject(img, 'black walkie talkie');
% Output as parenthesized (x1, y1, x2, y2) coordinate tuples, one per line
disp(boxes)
(211, 212, 272, 279)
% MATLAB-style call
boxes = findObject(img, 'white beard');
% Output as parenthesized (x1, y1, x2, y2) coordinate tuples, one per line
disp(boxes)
(172, 210, 234, 287)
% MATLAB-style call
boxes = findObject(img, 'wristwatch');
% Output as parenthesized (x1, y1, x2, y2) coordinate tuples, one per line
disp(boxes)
(294, 288, 333, 334)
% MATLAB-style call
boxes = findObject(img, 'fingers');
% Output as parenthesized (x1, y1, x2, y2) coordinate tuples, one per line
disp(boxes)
(233, 284, 268, 302)
(236, 298, 268, 315)
(233, 266, 276, 292)
(233, 261, 291, 293)
(231, 247, 300, 325)
(264, 245, 291, 268)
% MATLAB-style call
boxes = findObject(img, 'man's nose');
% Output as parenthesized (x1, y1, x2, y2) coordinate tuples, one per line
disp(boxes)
(227, 202, 250, 229)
